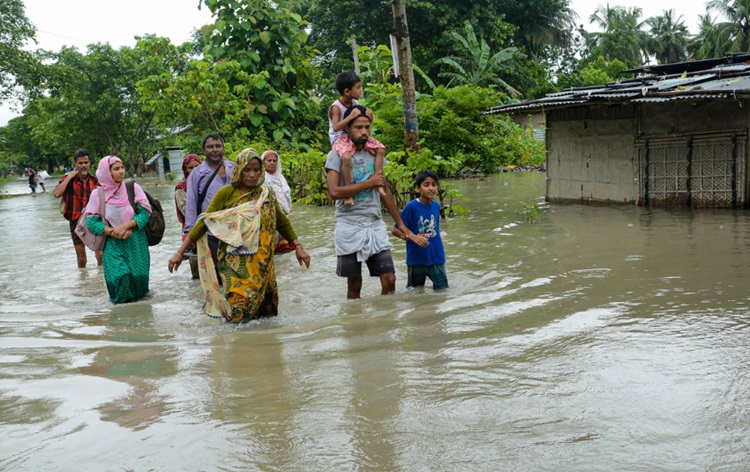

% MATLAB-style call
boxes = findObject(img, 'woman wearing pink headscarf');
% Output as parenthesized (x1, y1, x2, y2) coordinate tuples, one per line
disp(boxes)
(174, 154, 202, 228)
(85, 156, 152, 304)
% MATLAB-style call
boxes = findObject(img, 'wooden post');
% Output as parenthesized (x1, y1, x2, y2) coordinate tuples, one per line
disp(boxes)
(350, 34, 361, 77)
(350, 34, 362, 99)
(392, 0, 419, 151)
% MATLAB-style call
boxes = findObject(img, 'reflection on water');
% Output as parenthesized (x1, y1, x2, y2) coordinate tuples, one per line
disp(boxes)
(1, 173, 749, 470)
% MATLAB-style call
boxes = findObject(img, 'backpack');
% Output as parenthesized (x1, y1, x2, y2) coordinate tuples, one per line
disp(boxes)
(125, 180, 165, 246)
(74, 187, 107, 251)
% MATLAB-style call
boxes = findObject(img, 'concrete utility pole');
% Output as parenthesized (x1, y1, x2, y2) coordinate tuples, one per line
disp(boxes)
(392, 0, 419, 151)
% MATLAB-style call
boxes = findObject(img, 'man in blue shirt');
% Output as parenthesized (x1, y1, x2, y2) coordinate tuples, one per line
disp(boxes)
(184, 134, 235, 269)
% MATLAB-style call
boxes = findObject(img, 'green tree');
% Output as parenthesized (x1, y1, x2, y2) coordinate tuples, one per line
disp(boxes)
(436, 21, 522, 97)
(583, 5, 648, 68)
(0, 0, 36, 101)
(299, 0, 571, 82)
(580, 56, 628, 85)
(519, 3, 579, 60)
(645, 10, 690, 64)
(0, 115, 55, 172)
(689, 11, 731, 59)
(138, 52, 276, 155)
(707, 0, 750, 53)
(201, 0, 323, 145)
(20, 38, 174, 174)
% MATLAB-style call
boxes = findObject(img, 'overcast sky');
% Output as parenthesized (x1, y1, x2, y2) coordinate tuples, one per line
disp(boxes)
(570, 0, 709, 32)
(0, 0, 213, 126)
(0, 0, 718, 126)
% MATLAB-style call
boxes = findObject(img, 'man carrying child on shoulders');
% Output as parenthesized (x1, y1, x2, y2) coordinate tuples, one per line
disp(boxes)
(325, 105, 422, 299)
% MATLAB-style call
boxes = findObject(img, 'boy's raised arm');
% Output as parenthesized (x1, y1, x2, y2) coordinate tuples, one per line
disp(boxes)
(331, 106, 363, 133)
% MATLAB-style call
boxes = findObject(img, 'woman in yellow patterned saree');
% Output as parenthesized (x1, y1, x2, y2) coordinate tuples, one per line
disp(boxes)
(168, 149, 311, 322)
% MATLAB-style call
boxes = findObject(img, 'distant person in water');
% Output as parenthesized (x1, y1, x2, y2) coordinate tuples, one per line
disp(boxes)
(27, 166, 37, 193)
(262, 150, 295, 255)
(36, 167, 49, 192)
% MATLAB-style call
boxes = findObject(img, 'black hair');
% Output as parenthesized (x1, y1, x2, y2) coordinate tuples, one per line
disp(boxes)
(335, 72, 361, 95)
(73, 149, 90, 161)
(415, 169, 439, 188)
(342, 105, 370, 124)
(202, 133, 224, 149)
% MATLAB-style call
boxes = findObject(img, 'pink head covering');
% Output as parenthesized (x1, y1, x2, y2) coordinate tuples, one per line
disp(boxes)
(181, 154, 202, 179)
(86, 156, 151, 225)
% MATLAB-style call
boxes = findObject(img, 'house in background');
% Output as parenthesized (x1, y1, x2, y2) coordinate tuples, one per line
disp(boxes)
(146, 146, 185, 181)
(486, 54, 750, 208)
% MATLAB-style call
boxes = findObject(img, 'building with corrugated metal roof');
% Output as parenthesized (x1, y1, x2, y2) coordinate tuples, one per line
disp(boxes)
(486, 54, 750, 208)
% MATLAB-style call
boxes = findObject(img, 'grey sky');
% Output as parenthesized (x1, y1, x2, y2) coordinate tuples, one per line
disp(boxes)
(0, 0, 213, 126)
(570, 0, 709, 33)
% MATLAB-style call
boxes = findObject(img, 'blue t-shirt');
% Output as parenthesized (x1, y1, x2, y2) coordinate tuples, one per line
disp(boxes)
(399, 198, 446, 266)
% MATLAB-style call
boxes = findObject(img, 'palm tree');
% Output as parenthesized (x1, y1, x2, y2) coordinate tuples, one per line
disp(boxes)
(521, 6, 580, 59)
(707, 0, 750, 52)
(585, 4, 649, 67)
(645, 10, 690, 63)
(436, 21, 523, 97)
(688, 11, 731, 59)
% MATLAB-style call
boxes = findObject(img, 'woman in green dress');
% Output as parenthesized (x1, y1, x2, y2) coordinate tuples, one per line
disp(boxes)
(86, 156, 152, 304)
(168, 148, 310, 323)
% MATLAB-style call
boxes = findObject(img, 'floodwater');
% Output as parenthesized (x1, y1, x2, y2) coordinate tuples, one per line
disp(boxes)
(1, 173, 749, 471)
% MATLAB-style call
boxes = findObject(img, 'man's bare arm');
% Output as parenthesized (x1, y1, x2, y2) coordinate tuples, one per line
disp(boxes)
(53, 171, 77, 198)
(326, 167, 385, 200)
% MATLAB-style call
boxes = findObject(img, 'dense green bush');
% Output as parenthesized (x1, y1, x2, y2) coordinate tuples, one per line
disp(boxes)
(363, 84, 543, 174)
(201, 82, 544, 208)
(278, 146, 330, 205)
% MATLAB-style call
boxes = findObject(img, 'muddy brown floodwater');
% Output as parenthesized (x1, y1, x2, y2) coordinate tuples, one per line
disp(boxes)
(1, 172, 748, 471)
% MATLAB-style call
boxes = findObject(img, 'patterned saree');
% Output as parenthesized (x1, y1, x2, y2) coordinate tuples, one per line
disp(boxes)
(196, 151, 279, 323)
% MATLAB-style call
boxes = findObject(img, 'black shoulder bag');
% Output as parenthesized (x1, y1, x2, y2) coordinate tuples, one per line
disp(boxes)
(196, 164, 222, 215)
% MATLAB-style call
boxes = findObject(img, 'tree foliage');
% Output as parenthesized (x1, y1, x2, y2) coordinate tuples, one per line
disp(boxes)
(645, 10, 690, 64)
(581, 5, 648, 68)
(689, 11, 730, 59)
(17, 38, 174, 173)
(706, 0, 750, 53)
(437, 21, 523, 97)
(300, 0, 571, 83)
(0, 0, 36, 101)
(200, 0, 324, 146)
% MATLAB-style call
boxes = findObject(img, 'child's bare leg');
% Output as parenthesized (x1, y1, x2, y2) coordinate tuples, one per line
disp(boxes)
(341, 153, 355, 205)
(375, 148, 386, 197)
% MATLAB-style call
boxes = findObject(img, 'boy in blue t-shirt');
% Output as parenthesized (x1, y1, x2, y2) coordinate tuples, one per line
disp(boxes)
(392, 170, 448, 289)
